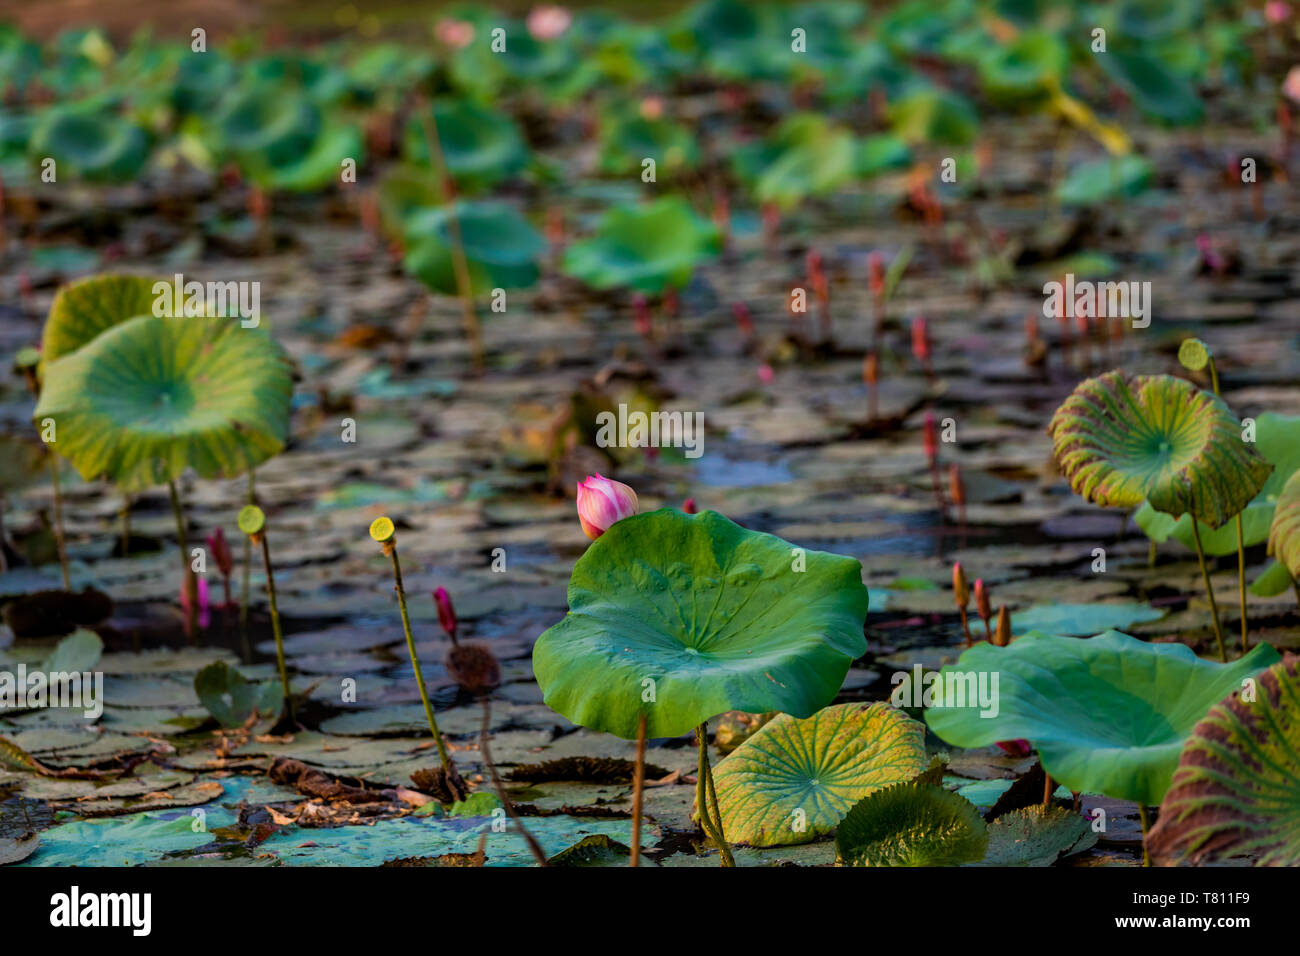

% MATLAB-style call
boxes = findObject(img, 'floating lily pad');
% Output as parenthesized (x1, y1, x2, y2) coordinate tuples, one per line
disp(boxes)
(925, 631, 1280, 805)
(193, 661, 283, 729)
(835, 781, 988, 867)
(1010, 602, 1166, 637)
(1056, 156, 1153, 206)
(1148, 654, 1300, 865)
(972, 804, 1098, 866)
(1048, 371, 1272, 529)
(533, 508, 869, 740)
(35, 314, 293, 492)
(29, 105, 149, 183)
(40, 628, 103, 674)
(562, 196, 719, 295)
(709, 702, 927, 847)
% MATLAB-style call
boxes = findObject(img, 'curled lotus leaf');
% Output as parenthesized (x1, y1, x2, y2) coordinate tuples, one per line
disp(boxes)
(1048, 371, 1272, 529)
(34, 313, 293, 492)
(835, 782, 988, 867)
(973, 804, 1098, 866)
(532, 509, 868, 740)
(924, 631, 1281, 806)
(1148, 654, 1300, 866)
(1267, 471, 1300, 581)
(709, 702, 928, 847)
(42, 273, 164, 364)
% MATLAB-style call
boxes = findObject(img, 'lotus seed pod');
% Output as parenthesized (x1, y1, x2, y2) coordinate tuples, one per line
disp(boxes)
(1178, 337, 1210, 372)
(237, 504, 265, 536)
(369, 515, 395, 544)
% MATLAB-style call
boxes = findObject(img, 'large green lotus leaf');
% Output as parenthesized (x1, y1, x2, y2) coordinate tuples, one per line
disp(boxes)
(972, 804, 1098, 866)
(403, 201, 544, 298)
(1056, 156, 1153, 206)
(887, 88, 978, 146)
(34, 313, 292, 492)
(1250, 560, 1294, 598)
(28, 106, 149, 184)
(924, 631, 1281, 806)
(709, 702, 927, 847)
(269, 120, 363, 193)
(211, 83, 322, 176)
(533, 509, 869, 740)
(404, 99, 528, 188)
(1137, 413, 1300, 555)
(42, 273, 163, 364)
(1010, 602, 1165, 637)
(1048, 371, 1272, 529)
(1268, 471, 1300, 581)
(562, 196, 719, 295)
(835, 782, 988, 867)
(1148, 654, 1300, 866)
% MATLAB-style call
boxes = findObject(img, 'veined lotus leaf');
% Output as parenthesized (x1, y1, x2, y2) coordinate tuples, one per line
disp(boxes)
(1148, 654, 1300, 866)
(709, 702, 928, 847)
(924, 631, 1281, 806)
(532, 509, 869, 740)
(42, 273, 163, 363)
(971, 804, 1098, 866)
(887, 88, 978, 146)
(404, 99, 529, 188)
(194, 660, 283, 729)
(403, 201, 545, 298)
(732, 114, 856, 210)
(28, 106, 149, 184)
(835, 782, 988, 867)
(269, 120, 364, 193)
(1048, 371, 1272, 529)
(1010, 602, 1165, 637)
(1267, 471, 1300, 581)
(562, 196, 719, 295)
(34, 313, 292, 492)
(1056, 156, 1153, 206)
(210, 83, 323, 179)
(1137, 413, 1300, 556)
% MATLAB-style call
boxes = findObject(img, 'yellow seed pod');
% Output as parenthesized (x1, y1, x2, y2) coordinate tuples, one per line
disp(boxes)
(369, 516, 396, 544)
(1178, 338, 1210, 372)
(237, 504, 266, 536)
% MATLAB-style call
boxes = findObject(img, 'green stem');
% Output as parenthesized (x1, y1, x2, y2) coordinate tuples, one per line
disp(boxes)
(1138, 805, 1152, 867)
(630, 712, 646, 867)
(387, 542, 452, 771)
(168, 479, 196, 640)
(1190, 519, 1227, 662)
(257, 531, 292, 721)
(1235, 513, 1248, 655)
(695, 722, 734, 867)
(47, 452, 70, 590)
(480, 696, 548, 866)
(239, 472, 255, 659)
(702, 745, 733, 867)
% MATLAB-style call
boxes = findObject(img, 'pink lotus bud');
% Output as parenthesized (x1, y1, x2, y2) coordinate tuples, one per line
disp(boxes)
(683, 497, 697, 514)
(911, 316, 931, 364)
(527, 5, 572, 40)
(207, 528, 233, 579)
(995, 739, 1031, 758)
(974, 578, 991, 622)
(433, 586, 458, 641)
(757, 363, 774, 385)
(1284, 66, 1300, 105)
(576, 474, 639, 540)
(1266, 1, 1291, 24)
(435, 18, 475, 49)
(639, 96, 664, 120)
(863, 351, 879, 386)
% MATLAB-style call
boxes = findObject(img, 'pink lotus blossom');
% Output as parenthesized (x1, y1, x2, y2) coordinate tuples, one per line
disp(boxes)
(576, 475, 638, 540)
(527, 5, 571, 40)
(1284, 65, 1300, 104)
(435, 18, 475, 49)
(757, 363, 775, 385)
(1266, 1, 1291, 24)
(995, 739, 1032, 758)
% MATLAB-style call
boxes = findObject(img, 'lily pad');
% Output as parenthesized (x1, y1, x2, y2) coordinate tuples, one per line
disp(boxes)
(709, 702, 928, 847)
(403, 201, 544, 299)
(1009, 602, 1166, 637)
(40, 628, 103, 673)
(404, 99, 528, 189)
(533, 508, 869, 740)
(732, 114, 856, 210)
(562, 196, 719, 295)
(1048, 371, 1272, 529)
(41, 273, 163, 364)
(193, 661, 283, 729)
(835, 781, 988, 866)
(34, 314, 293, 492)
(1148, 654, 1300, 865)
(888, 88, 978, 146)
(29, 105, 149, 183)
(925, 631, 1281, 805)
(1056, 156, 1153, 206)
(972, 804, 1098, 866)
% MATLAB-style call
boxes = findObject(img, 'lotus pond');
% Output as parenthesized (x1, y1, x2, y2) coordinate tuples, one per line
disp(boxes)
(2, 0, 1300, 875)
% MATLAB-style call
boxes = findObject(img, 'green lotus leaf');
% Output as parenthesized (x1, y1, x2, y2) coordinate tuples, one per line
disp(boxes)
(29, 105, 149, 184)
(1250, 560, 1294, 598)
(1048, 371, 1272, 529)
(562, 196, 719, 295)
(743, 114, 857, 210)
(835, 782, 988, 867)
(194, 660, 283, 729)
(855, 134, 914, 177)
(42, 273, 164, 364)
(978, 30, 1068, 103)
(709, 702, 928, 847)
(598, 114, 699, 177)
(1114, 0, 1205, 40)
(269, 120, 363, 193)
(210, 83, 322, 178)
(403, 200, 545, 298)
(1056, 156, 1153, 206)
(1137, 413, 1300, 556)
(41, 628, 103, 674)
(1267, 471, 1300, 582)
(34, 313, 293, 492)
(171, 49, 236, 115)
(1010, 602, 1166, 637)
(887, 88, 978, 147)
(972, 804, 1098, 866)
(404, 99, 528, 189)
(924, 631, 1281, 805)
(1101, 50, 1204, 126)
(533, 509, 869, 740)
(1148, 654, 1300, 866)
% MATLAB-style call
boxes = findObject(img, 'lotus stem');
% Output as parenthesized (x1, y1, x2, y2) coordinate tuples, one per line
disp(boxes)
(630, 712, 647, 867)
(255, 528, 293, 721)
(239, 471, 255, 659)
(695, 722, 734, 867)
(1138, 805, 1152, 867)
(417, 98, 483, 370)
(168, 479, 196, 640)
(479, 696, 548, 866)
(46, 452, 70, 590)
(1043, 773, 1054, 806)
(1235, 514, 1248, 655)
(379, 528, 452, 772)
(1189, 519, 1227, 662)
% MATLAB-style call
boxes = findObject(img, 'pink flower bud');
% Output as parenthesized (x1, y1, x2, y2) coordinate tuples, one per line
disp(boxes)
(683, 498, 697, 514)
(911, 316, 931, 364)
(757, 363, 775, 385)
(527, 5, 572, 41)
(433, 587, 458, 641)
(995, 739, 1031, 758)
(974, 578, 991, 622)
(206, 527, 233, 579)
(576, 474, 639, 540)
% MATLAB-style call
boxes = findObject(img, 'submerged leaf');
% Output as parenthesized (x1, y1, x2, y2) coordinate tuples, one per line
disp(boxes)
(973, 804, 1097, 866)
(835, 782, 988, 867)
